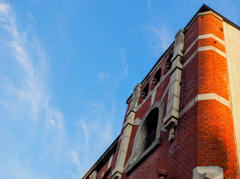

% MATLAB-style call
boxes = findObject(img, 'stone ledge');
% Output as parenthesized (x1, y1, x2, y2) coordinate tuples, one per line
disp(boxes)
(180, 93, 230, 117)
(168, 55, 183, 75)
(125, 137, 161, 175)
(123, 111, 136, 129)
(164, 109, 179, 124)
(163, 117, 178, 130)
(111, 170, 122, 179)
(185, 34, 225, 55)
(193, 166, 223, 179)
(183, 46, 226, 68)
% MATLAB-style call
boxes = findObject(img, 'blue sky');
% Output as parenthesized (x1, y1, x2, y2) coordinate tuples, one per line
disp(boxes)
(0, 0, 239, 178)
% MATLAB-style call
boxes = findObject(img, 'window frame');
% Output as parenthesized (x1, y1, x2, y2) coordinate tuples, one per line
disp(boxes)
(125, 100, 164, 175)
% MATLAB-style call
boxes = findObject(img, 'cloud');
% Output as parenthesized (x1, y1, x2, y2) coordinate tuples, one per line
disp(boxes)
(28, 13, 35, 21)
(0, 129, 52, 179)
(0, 0, 64, 137)
(115, 49, 129, 82)
(122, 50, 128, 78)
(0, 2, 65, 177)
(96, 72, 110, 83)
(120, 49, 125, 62)
(148, 0, 151, 7)
(147, 26, 172, 55)
(0, 153, 52, 179)
(123, 64, 128, 78)
(0, 3, 9, 14)
(79, 120, 89, 149)
(71, 150, 81, 175)
(73, 100, 117, 177)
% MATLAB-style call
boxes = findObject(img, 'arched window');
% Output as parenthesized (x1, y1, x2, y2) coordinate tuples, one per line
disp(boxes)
(125, 100, 164, 175)
(153, 69, 161, 85)
(145, 108, 159, 150)
(141, 83, 149, 99)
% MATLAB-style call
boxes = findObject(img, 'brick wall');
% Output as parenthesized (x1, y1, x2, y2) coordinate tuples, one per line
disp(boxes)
(123, 102, 197, 179)
(88, 11, 239, 179)
(119, 13, 238, 178)
(197, 100, 238, 178)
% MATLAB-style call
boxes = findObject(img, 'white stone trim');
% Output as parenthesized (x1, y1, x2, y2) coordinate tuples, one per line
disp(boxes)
(180, 93, 230, 117)
(112, 124, 132, 175)
(89, 170, 97, 179)
(126, 100, 164, 174)
(108, 154, 114, 169)
(193, 166, 223, 179)
(185, 34, 225, 55)
(161, 83, 171, 101)
(198, 11, 223, 21)
(151, 89, 157, 105)
(164, 29, 184, 141)
(126, 83, 141, 115)
(133, 117, 141, 125)
(183, 46, 226, 68)
(122, 113, 134, 129)
(185, 11, 223, 31)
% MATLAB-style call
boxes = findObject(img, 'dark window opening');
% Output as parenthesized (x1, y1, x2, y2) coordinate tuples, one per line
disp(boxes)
(168, 51, 173, 60)
(141, 83, 149, 99)
(166, 52, 173, 69)
(153, 69, 161, 85)
(145, 108, 159, 150)
(102, 167, 111, 179)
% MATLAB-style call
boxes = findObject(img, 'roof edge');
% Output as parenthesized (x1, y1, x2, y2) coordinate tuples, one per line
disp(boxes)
(126, 4, 240, 103)
(82, 136, 119, 179)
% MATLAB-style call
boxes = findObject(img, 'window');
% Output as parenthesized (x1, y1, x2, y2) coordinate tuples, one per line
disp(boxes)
(141, 83, 149, 99)
(166, 52, 173, 69)
(125, 100, 164, 175)
(153, 69, 161, 85)
(145, 108, 158, 150)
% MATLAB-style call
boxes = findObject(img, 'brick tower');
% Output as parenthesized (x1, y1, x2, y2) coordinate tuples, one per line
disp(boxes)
(83, 4, 240, 179)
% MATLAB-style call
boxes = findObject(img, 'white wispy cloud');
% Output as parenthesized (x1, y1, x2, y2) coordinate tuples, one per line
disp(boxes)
(148, 0, 151, 7)
(147, 26, 172, 56)
(0, 1, 64, 139)
(0, 2, 65, 177)
(124, 64, 128, 77)
(79, 120, 89, 150)
(86, 101, 114, 147)
(0, 3, 9, 14)
(120, 49, 128, 78)
(1, 153, 52, 179)
(0, 130, 52, 179)
(74, 100, 117, 177)
(71, 150, 81, 175)
(120, 49, 125, 62)
(115, 49, 129, 82)
(28, 13, 35, 21)
(96, 72, 110, 83)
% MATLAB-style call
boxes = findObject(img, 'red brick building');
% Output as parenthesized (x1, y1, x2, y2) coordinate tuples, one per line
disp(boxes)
(83, 4, 240, 179)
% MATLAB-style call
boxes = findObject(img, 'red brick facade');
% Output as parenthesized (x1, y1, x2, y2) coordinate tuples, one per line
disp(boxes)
(83, 5, 240, 179)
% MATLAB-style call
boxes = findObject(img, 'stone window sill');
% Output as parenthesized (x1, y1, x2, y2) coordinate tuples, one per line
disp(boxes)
(125, 137, 161, 175)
